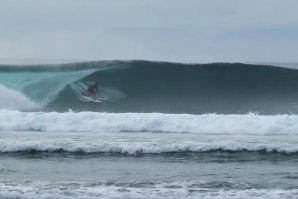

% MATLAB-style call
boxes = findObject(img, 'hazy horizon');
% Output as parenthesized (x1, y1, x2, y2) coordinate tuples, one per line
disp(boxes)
(1, 0, 298, 63)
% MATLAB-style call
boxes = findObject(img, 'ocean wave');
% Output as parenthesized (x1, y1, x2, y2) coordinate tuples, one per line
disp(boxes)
(1, 110, 298, 135)
(0, 139, 297, 155)
(0, 181, 297, 199)
(2, 60, 298, 114)
(0, 69, 97, 109)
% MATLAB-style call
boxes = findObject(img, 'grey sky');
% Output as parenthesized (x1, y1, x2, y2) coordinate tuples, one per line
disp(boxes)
(0, 0, 298, 63)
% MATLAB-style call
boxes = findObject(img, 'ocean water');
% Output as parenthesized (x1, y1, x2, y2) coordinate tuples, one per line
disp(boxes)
(1, 61, 298, 198)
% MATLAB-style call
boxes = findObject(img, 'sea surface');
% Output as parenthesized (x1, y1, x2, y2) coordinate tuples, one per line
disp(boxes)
(1, 60, 298, 198)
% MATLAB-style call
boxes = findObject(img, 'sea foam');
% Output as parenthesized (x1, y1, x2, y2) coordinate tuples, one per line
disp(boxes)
(0, 181, 297, 199)
(1, 110, 298, 134)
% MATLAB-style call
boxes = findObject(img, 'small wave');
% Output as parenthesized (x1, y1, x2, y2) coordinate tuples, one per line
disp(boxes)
(0, 139, 298, 155)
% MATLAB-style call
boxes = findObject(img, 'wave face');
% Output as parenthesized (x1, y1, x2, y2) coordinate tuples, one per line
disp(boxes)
(1, 60, 298, 114)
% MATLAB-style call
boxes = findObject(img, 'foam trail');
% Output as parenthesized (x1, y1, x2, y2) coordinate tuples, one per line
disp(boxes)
(1, 110, 298, 134)
(0, 84, 39, 111)
(0, 181, 297, 199)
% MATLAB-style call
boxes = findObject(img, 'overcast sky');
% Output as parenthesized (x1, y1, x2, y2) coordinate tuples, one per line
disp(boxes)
(0, 0, 298, 64)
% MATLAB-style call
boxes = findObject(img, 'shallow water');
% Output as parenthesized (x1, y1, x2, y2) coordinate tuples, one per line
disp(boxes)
(1, 131, 298, 198)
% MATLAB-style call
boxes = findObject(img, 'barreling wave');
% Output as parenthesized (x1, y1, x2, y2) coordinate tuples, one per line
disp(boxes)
(1, 60, 298, 114)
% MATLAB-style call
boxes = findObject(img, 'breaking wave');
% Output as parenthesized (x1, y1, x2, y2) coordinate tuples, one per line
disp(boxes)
(1, 60, 298, 114)
(0, 84, 39, 111)
(1, 110, 298, 134)
(0, 139, 298, 155)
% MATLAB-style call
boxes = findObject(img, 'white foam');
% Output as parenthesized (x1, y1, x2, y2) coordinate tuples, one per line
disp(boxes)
(0, 84, 39, 111)
(1, 110, 298, 135)
(0, 181, 297, 199)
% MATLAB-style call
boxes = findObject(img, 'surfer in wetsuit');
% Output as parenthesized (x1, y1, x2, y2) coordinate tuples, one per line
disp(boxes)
(87, 82, 99, 100)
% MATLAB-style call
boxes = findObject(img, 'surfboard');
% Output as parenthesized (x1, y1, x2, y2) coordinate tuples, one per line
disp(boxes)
(81, 96, 101, 103)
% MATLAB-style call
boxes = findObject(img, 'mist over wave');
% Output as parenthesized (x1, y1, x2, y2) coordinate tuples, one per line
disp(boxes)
(1, 60, 298, 114)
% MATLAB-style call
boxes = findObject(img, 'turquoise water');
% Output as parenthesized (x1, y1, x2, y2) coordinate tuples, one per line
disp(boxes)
(1, 61, 298, 113)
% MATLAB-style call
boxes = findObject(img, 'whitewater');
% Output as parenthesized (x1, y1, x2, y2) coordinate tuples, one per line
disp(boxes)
(1, 61, 298, 198)
(2, 110, 298, 135)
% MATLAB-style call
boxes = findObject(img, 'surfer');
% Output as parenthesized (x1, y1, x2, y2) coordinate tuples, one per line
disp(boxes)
(87, 82, 99, 100)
